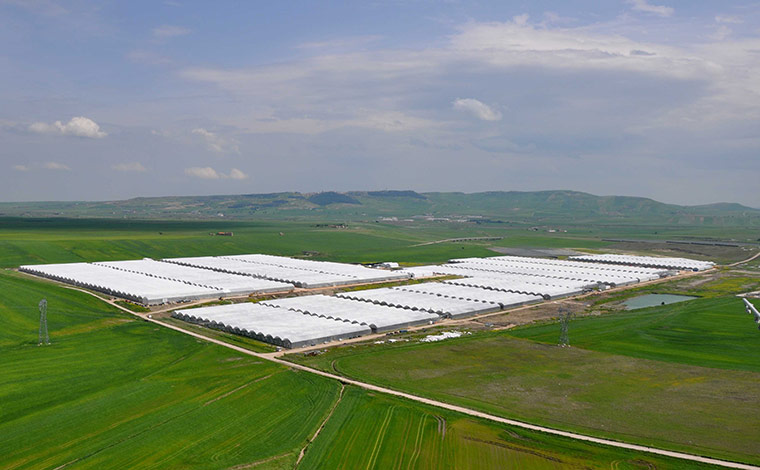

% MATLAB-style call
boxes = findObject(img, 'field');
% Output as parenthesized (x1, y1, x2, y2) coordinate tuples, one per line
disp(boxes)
(1, 216, 757, 271)
(289, 292, 760, 466)
(0, 270, 341, 469)
(298, 387, 718, 470)
(2, 216, 759, 468)
(0, 270, 723, 469)
(509, 296, 760, 371)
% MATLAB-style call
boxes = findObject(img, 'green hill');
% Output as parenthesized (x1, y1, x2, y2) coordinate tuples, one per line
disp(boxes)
(0, 190, 758, 226)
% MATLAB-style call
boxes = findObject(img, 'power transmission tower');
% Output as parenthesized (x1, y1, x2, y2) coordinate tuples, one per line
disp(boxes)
(38, 299, 49, 346)
(558, 306, 574, 347)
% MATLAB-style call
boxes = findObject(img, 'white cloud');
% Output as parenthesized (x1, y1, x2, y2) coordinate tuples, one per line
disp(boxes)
(29, 116, 107, 138)
(11, 162, 69, 171)
(185, 166, 220, 179)
(228, 168, 249, 180)
(627, 0, 674, 17)
(452, 98, 502, 121)
(43, 161, 70, 171)
(192, 128, 240, 154)
(152, 24, 190, 38)
(185, 167, 248, 180)
(178, 16, 757, 145)
(113, 162, 146, 172)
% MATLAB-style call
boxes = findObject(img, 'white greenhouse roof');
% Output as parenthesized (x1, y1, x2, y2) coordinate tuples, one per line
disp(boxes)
(173, 302, 371, 348)
(336, 287, 499, 318)
(94, 259, 294, 295)
(570, 254, 715, 271)
(394, 283, 543, 309)
(262, 294, 439, 332)
(20, 262, 220, 305)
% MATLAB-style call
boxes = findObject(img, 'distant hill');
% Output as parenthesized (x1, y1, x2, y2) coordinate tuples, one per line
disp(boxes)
(0, 190, 758, 226)
(307, 192, 360, 206)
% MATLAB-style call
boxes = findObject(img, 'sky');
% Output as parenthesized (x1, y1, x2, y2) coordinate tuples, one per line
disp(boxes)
(1, 1, 759, 207)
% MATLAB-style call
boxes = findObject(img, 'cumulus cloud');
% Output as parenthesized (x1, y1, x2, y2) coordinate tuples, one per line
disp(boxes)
(452, 98, 502, 121)
(627, 0, 674, 17)
(185, 166, 220, 179)
(12, 164, 30, 171)
(192, 128, 240, 154)
(29, 116, 107, 138)
(113, 162, 146, 172)
(185, 167, 248, 180)
(152, 24, 190, 38)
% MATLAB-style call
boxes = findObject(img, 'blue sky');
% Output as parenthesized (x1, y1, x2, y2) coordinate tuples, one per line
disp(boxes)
(1, 0, 759, 206)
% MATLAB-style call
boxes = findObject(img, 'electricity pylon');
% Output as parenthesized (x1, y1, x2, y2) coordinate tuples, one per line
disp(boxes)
(558, 306, 573, 347)
(38, 299, 49, 346)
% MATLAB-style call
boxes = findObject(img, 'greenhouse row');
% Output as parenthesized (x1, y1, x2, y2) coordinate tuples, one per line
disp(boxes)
(173, 303, 371, 349)
(262, 295, 439, 333)
(570, 254, 715, 271)
(165, 254, 408, 288)
(20, 262, 221, 305)
(94, 259, 294, 296)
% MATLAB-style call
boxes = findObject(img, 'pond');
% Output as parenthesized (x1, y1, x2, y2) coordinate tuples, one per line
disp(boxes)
(624, 294, 698, 310)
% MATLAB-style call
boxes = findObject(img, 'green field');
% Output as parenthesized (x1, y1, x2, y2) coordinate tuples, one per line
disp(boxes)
(509, 296, 760, 371)
(0, 271, 341, 469)
(1, 216, 756, 269)
(1, 215, 758, 468)
(289, 295, 760, 465)
(299, 387, 718, 470)
(2, 269, 724, 469)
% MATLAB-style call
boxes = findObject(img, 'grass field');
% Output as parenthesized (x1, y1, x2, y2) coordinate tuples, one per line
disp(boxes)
(288, 295, 760, 465)
(2, 216, 759, 468)
(509, 296, 760, 371)
(2, 270, 728, 469)
(299, 386, 719, 470)
(0, 270, 341, 469)
(2, 216, 755, 269)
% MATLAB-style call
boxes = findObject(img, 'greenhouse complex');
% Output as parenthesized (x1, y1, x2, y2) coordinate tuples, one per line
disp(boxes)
(20, 253, 713, 349)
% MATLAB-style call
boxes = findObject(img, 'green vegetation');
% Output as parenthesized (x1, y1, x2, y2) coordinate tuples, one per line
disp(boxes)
(288, 294, 760, 465)
(1, 215, 756, 271)
(300, 386, 717, 469)
(114, 299, 150, 312)
(2, 190, 759, 227)
(1, 258, 724, 469)
(510, 296, 760, 371)
(1, 213, 758, 468)
(0, 271, 340, 469)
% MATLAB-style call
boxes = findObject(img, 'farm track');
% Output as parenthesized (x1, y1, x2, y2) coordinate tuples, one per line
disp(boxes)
(50, 275, 760, 470)
(294, 384, 346, 468)
(729, 250, 760, 267)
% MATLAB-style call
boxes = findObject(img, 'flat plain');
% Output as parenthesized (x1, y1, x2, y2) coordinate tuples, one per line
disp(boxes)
(289, 290, 760, 466)
(1, 215, 758, 469)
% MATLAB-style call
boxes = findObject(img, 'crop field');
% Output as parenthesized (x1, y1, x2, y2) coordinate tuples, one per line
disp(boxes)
(0, 271, 341, 469)
(2, 217, 758, 469)
(299, 386, 718, 470)
(2, 216, 756, 270)
(0, 258, 727, 469)
(289, 294, 760, 465)
(509, 296, 760, 371)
